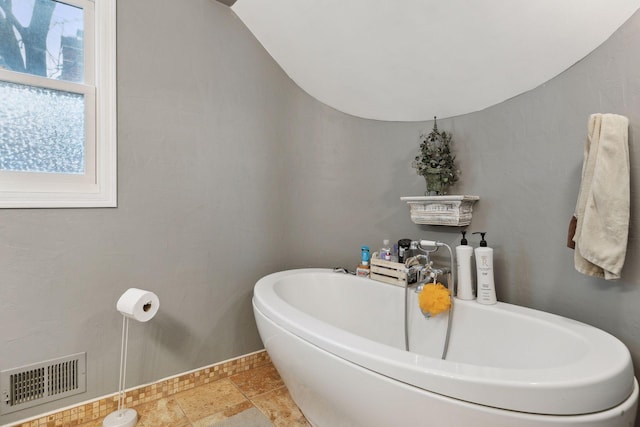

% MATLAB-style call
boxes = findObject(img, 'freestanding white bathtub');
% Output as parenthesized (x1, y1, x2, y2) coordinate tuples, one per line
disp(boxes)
(253, 269, 638, 427)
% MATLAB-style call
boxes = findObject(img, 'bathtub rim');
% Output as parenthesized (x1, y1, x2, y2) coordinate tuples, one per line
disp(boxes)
(255, 300, 640, 426)
(253, 268, 636, 416)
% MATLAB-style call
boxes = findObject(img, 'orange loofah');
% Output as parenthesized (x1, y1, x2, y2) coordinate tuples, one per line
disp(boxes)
(418, 283, 451, 317)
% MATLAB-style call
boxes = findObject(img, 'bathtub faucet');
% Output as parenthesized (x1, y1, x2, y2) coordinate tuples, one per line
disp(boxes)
(409, 239, 456, 298)
(415, 266, 451, 293)
(422, 265, 451, 284)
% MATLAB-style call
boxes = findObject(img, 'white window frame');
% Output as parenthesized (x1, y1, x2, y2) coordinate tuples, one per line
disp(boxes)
(0, 0, 116, 208)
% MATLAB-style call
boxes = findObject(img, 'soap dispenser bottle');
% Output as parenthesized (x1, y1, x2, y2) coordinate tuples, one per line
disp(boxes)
(456, 231, 475, 300)
(473, 232, 496, 305)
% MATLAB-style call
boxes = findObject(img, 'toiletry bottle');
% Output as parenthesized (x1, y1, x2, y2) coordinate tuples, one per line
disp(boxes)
(456, 231, 475, 300)
(380, 239, 391, 261)
(398, 239, 411, 263)
(473, 232, 496, 305)
(356, 246, 371, 277)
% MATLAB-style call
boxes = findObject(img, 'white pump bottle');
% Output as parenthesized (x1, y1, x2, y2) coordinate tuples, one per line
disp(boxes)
(455, 231, 475, 300)
(473, 232, 496, 305)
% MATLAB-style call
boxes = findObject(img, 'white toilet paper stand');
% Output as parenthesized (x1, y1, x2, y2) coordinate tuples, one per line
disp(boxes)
(103, 315, 138, 427)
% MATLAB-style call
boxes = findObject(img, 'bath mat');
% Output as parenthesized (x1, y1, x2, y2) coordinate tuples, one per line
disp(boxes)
(206, 407, 274, 427)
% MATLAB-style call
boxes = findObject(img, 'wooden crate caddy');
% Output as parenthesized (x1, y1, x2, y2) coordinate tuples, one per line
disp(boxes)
(369, 258, 408, 287)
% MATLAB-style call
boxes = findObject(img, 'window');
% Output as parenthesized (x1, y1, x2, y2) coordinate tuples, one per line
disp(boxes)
(0, 0, 116, 208)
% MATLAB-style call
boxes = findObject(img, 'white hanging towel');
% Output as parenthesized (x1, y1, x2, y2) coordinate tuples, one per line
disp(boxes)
(573, 113, 630, 280)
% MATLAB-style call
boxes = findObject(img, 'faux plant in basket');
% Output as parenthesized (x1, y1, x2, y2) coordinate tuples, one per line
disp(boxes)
(412, 117, 459, 195)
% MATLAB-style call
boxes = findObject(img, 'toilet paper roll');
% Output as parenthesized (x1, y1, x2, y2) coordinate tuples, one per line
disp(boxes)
(116, 288, 160, 322)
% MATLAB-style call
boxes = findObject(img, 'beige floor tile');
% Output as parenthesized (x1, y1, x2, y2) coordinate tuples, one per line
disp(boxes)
(77, 398, 189, 427)
(174, 378, 249, 423)
(190, 400, 254, 427)
(229, 364, 284, 398)
(134, 397, 190, 427)
(251, 386, 310, 427)
(76, 417, 103, 427)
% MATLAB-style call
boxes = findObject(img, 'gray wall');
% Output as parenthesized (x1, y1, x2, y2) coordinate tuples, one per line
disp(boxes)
(1, 0, 640, 424)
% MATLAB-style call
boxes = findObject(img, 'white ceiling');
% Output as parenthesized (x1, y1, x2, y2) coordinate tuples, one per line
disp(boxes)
(231, 0, 640, 121)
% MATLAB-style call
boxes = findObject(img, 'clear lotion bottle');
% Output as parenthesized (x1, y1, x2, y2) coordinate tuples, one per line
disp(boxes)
(473, 232, 496, 305)
(455, 231, 475, 300)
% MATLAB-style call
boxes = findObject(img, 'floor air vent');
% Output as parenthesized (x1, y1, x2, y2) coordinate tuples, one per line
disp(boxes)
(1, 352, 86, 415)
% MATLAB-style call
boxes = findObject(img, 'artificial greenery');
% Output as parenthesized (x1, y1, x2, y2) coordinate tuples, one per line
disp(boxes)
(412, 117, 459, 195)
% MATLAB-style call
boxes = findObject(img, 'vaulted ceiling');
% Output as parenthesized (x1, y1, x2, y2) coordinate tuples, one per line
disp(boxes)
(225, 0, 640, 121)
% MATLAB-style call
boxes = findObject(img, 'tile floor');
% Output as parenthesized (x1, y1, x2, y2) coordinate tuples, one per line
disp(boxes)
(6, 351, 311, 427)
(75, 363, 309, 427)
